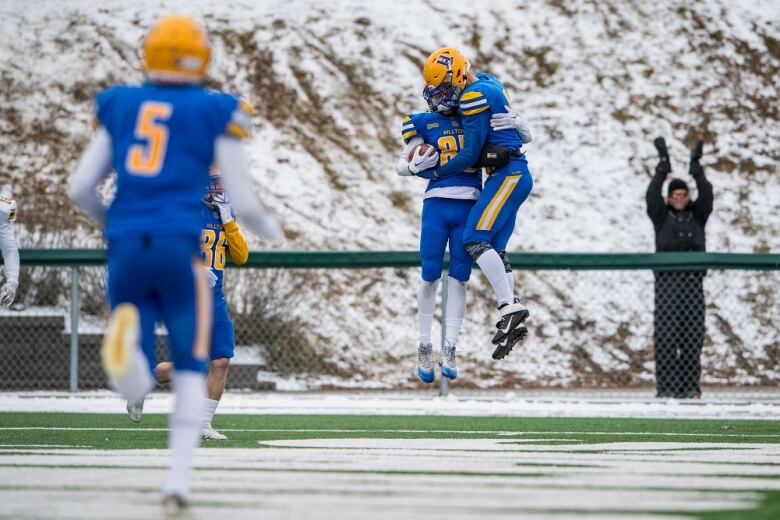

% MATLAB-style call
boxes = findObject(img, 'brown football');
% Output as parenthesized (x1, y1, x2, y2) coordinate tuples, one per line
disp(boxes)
(408, 143, 433, 162)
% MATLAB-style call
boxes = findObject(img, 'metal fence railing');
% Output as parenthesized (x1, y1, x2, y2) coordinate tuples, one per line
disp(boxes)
(1, 250, 778, 398)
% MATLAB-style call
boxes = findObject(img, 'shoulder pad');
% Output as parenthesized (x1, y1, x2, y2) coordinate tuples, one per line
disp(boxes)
(0, 197, 17, 222)
(459, 87, 490, 116)
(224, 96, 253, 140)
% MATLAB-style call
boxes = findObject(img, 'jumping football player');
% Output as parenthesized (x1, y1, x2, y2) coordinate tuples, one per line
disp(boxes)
(0, 191, 19, 307)
(397, 103, 531, 382)
(127, 169, 249, 442)
(68, 14, 281, 511)
(419, 47, 534, 360)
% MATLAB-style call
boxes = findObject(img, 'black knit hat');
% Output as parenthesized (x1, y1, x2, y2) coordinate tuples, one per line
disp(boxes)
(667, 178, 689, 196)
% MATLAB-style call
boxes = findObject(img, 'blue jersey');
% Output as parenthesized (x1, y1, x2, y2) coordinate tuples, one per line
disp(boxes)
(433, 72, 525, 179)
(401, 112, 481, 192)
(95, 82, 251, 239)
(200, 205, 228, 295)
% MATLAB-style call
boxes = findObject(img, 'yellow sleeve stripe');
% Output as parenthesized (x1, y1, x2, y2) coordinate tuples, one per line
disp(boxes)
(226, 122, 249, 139)
(239, 99, 254, 115)
(461, 91, 485, 101)
(402, 130, 418, 140)
(402, 115, 412, 123)
(462, 105, 490, 116)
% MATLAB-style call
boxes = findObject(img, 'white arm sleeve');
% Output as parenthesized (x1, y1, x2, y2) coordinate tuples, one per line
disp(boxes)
(68, 127, 112, 222)
(0, 220, 19, 285)
(395, 136, 424, 176)
(215, 137, 282, 242)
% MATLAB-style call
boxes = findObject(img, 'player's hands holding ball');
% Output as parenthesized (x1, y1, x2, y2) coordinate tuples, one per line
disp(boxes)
(406, 144, 439, 175)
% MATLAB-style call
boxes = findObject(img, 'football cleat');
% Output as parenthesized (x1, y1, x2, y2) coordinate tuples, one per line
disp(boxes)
(101, 303, 140, 379)
(492, 325, 528, 360)
(126, 399, 145, 423)
(417, 343, 435, 384)
(162, 493, 189, 515)
(440, 340, 457, 380)
(203, 422, 228, 441)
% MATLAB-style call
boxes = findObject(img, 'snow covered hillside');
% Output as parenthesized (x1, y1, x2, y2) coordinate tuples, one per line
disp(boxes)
(0, 0, 777, 387)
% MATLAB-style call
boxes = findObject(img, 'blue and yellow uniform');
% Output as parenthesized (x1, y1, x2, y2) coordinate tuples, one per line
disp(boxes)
(100, 82, 251, 373)
(431, 72, 533, 250)
(402, 112, 480, 282)
(199, 204, 249, 360)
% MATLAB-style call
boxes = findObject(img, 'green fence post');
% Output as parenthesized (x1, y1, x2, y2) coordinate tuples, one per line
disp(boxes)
(69, 267, 79, 393)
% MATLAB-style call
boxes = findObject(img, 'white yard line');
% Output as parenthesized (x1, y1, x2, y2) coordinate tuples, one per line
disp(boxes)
(1, 426, 780, 439)
(2, 390, 779, 419)
(0, 441, 778, 519)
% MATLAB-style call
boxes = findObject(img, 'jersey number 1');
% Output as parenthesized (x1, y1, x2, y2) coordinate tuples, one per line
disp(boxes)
(126, 102, 173, 176)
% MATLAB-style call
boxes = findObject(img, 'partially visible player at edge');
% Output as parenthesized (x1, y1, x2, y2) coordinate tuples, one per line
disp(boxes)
(419, 47, 534, 360)
(67, 15, 281, 512)
(396, 102, 530, 382)
(0, 192, 19, 307)
(127, 168, 249, 442)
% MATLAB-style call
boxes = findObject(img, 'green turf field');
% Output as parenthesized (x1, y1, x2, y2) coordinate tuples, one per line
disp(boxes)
(1, 413, 779, 519)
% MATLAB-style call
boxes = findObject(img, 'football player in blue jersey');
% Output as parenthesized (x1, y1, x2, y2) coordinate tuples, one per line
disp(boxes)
(127, 168, 249, 442)
(417, 47, 534, 361)
(397, 98, 532, 382)
(68, 15, 280, 511)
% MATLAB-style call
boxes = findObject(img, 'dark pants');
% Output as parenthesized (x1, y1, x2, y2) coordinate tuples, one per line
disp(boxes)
(653, 271, 705, 398)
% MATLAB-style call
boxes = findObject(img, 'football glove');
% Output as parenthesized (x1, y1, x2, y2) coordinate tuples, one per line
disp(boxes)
(407, 146, 439, 175)
(202, 267, 217, 289)
(490, 105, 533, 143)
(0, 280, 17, 306)
(215, 201, 235, 224)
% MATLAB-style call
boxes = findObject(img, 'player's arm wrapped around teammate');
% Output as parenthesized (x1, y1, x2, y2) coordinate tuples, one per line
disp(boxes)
(0, 197, 19, 306)
(431, 91, 491, 180)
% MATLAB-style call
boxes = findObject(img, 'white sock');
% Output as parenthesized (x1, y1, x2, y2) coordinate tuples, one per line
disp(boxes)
(163, 371, 206, 500)
(506, 270, 514, 294)
(444, 276, 466, 345)
(203, 398, 219, 425)
(110, 348, 155, 403)
(475, 249, 514, 306)
(417, 279, 439, 345)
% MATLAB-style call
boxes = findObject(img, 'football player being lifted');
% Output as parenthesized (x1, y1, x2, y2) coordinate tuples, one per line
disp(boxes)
(127, 168, 249, 442)
(68, 15, 281, 512)
(397, 59, 532, 381)
(414, 47, 534, 361)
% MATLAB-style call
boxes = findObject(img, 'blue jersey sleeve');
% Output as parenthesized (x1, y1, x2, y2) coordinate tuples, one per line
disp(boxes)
(94, 87, 123, 130)
(432, 89, 491, 179)
(401, 114, 419, 143)
(208, 92, 253, 140)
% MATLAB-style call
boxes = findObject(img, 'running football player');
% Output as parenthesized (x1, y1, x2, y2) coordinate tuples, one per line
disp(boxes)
(68, 15, 281, 512)
(419, 47, 534, 360)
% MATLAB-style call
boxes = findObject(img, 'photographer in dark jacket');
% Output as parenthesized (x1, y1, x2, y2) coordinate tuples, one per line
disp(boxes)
(646, 138, 713, 399)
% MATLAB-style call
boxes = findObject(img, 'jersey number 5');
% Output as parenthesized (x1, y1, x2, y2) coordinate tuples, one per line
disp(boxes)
(201, 230, 227, 270)
(126, 102, 173, 176)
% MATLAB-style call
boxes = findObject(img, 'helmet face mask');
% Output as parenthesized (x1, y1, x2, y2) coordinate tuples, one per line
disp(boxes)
(204, 176, 228, 208)
(423, 75, 462, 113)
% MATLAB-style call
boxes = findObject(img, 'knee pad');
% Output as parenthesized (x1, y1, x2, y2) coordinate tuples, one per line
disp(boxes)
(464, 241, 493, 262)
(497, 251, 512, 273)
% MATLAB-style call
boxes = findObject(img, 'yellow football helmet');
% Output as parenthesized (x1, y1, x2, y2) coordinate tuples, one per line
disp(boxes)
(422, 47, 471, 112)
(142, 15, 211, 82)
